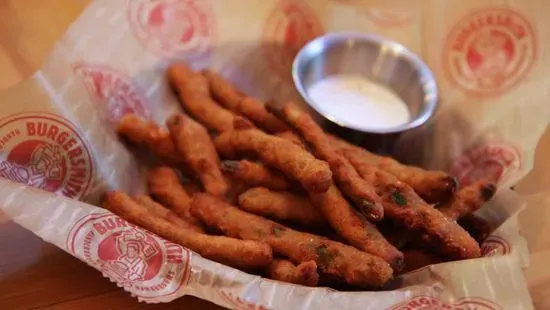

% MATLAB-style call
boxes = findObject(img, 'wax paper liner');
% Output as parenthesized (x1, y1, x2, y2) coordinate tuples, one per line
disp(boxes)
(1, 0, 549, 309)
(0, 178, 533, 309)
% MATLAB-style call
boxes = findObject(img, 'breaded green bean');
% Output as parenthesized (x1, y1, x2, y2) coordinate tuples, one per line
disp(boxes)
(190, 193, 393, 288)
(309, 182, 403, 270)
(214, 129, 332, 193)
(168, 63, 235, 133)
(202, 70, 288, 133)
(343, 149, 481, 260)
(104, 191, 273, 271)
(269, 101, 384, 221)
(238, 187, 327, 229)
(437, 179, 496, 220)
(267, 259, 319, 286)
(134, 194, 203, 233)
(167, 114, 228, 196)
(147, 166, 204, 231)
(117, 114, 183, 165)
(329, 134, 458, 204)
(222, 160, 290, 191)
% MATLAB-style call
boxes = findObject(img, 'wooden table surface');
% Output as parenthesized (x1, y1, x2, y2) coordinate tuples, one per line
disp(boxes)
(0, 1, 549, 309)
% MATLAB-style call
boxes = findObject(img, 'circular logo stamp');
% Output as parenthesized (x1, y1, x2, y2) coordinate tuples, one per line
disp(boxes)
(74, 63, 151, 123)
(444, 8, 536, 96)
(127, 0, 216, 61)
(68, 213, 191, 300)
(389, 296, 499, 310)
(481, 236, 511, 257)
(263, 0, 324, 80)
(0, 113, 94, 200)
(450, 141, 521, 187)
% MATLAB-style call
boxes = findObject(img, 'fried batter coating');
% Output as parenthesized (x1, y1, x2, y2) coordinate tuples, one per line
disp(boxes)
(270, 102, 384, 221)
(237, 98, 289, 133)
(214, 129, 332, 193)
(167, 114, 228, 196)
(267, 259, 319, 286)
(232, 115, 256, 130)
(104, 191, 273, 270)
(117, 114, 182, 165)
(168, 63, 235, 133)
(201, 69, 244, 106)
(238, 187, 327, 229)
(309, 182, 403, 270)
(190, 194, 393, 288)
(202, 70, 288, 133)
(274, 131, 306, 149)
(416, 180, 496, 246)
(401, 249, 445, 274)
(437, 179, 496, 220)
(134, 194, 204, 233)
(329, 135, 458, 204)
(379, 181, 496, 252)
(344, 150, 481, 259)
(221, 160, 290, 191)
(147, 166, 204, 230)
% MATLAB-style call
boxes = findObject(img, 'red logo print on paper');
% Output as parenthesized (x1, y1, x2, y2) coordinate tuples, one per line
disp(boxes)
(128, 0, 216, 61)
(389, 296, 499, 310)
(219, 291, 270, 310)
(68, 213, 191, 300)
(481, 236, 511, 257)
(450, 142, 521, 187)
(74, 64, 150, 123)
(444, 8, 536, 96)
(263, 0, 324, 80)
(0, 113, 94, 200)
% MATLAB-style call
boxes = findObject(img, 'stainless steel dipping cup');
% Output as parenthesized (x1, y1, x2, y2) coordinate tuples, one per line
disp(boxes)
(292, 33, 439, 155)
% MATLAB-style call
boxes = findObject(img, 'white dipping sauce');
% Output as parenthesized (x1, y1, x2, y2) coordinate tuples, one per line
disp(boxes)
(307, 74, 411, 131)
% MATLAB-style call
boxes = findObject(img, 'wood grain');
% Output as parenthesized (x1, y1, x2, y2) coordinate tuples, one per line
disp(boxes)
(0, 0, 87, 89)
